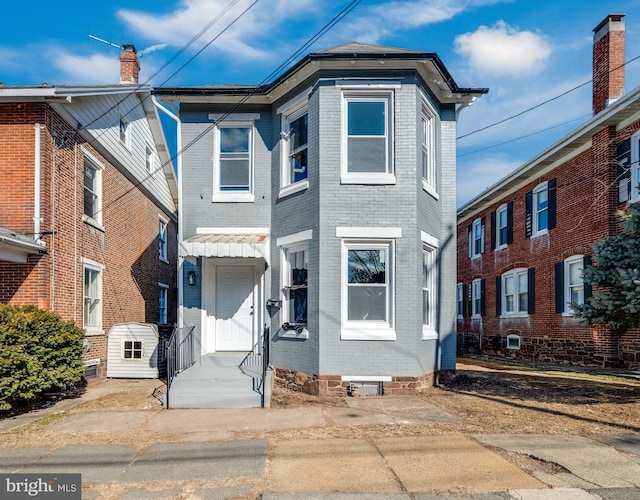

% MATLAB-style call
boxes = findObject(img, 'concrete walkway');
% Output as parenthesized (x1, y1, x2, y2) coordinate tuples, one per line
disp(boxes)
(1, 383, 639, 499)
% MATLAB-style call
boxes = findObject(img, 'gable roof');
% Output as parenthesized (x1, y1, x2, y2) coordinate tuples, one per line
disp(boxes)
(457, 85, 640, 223)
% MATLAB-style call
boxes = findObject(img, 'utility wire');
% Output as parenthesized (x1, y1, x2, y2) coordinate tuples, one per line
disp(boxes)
(457, 54, 640, 141)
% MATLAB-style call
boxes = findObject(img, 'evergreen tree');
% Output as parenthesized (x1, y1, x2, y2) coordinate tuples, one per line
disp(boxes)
(573, 203, 640, 336)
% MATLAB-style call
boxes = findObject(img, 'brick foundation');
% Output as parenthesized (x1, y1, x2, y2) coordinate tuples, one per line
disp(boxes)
(274, 368, 436, 396)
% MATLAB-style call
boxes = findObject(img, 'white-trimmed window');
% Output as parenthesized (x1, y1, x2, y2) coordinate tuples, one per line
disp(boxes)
(213, 124, 254, 201)
(123, 340, 143, 359)
(421, 100, 436, 195)
(502, 268, 528, 316)
(471, 279, 482, 317)
(119, 115, 131, 149)
(159, 219, 168, 262)
(469, 218, 485, 259)
(83, 156, 102, 224)
(556, 255, 587, 315)
(496, 204, 509, 249)
(281, 102, 308, 193)
(284, 245, 308, 325)
(507, 334, 521, 350)
(422, 245, 436, 332)
(631, 131, 640, 203)
(159, 283, 168, 324)
(83, 259, 104, 333)
(342, 92, 394, 184)
(533, 182, 549, 235)
(146, 145, 154, 174)
(456, 283, 464, 318)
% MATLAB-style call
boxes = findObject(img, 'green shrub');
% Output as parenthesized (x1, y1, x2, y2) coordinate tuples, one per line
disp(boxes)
(0, 304, 85, 411)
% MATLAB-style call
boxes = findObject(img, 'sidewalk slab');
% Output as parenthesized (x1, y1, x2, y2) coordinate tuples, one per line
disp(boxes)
(49, 410, 152, 432)
(596, 435, 640, 461)
(23, 445, 136, 483)
(147, 407, 325, 433)
(267, 438, 403, 494)
(120, 439, 267, 483)
(0, 447, 50, 472)
(506, 488, 599, 499)
(475, 434, 640, 489)
(375, 435, 545, 494)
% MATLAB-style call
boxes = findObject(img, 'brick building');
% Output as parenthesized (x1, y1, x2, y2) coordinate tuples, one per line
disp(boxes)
(0, 47, 178, 377)
(456, 14, 640, 369)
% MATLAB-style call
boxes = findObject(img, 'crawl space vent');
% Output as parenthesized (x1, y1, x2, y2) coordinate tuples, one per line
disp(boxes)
(349, 381, 383, 396)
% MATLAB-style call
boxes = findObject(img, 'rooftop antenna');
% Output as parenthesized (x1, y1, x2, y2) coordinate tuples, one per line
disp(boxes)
(88, 34, 123, 50)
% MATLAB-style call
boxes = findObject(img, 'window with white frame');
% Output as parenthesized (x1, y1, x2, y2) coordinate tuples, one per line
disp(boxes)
(471, 279, 482, 317)
(159, 284, 168, 324)
(422, 245, 436, 330)
(421, 101, 436, 193)
(502, 268, 528, 316)
(345, 242, 392, 324)
(83, 157, 102, 223)
(342, 93, 393, 181)
(470, 218, 484, 258)
(146, 145, 154, 174)
(214, 124, 253, 196)
(631, 131, 640, 203)
(456, 283, 464, 318)
(159, 219, 168, 262)
(564, 255, 585, 314)
(496, 204, 509, 249)
(533, 182, 549, 235)
(282, 106, 308, 188)
(123, 340, 143, 359)
(83, 260, 103, 332)
(119, 115, 131, 148)
(283, 245, 308, 325)
(507, 334, 521, 350)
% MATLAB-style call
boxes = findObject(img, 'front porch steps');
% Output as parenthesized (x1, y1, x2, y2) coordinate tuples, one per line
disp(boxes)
(165, 352, 272, 409)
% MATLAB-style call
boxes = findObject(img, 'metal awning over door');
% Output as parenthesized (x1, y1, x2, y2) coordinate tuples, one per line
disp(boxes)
(179, 233, 267, 259)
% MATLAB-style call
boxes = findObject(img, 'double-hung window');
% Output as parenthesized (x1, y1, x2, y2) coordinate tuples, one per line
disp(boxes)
(493, 203, 512, 249)
(631, 131, 640, 203)
(339, 228, 399, 340)
(501, 268, 529, 316)
(83, 155, 103, 225)
(213, 122, 254, 201)
(286, 110, 308, 186)
(422, 245, 437, 335)
(82, 258, 104, 334)
(469, 218, 485, 258)
(472, 279, 482, 317)
(342, 91, 395, 184)
(456, 283, 464, 318)
(159, 283, 168, 324)
(159, 219, 168, 263)
(526, 180, 556, 238)
(534, 184, 549, 233)
(555, 255, 591, 314)
(421, 99, 437, 196)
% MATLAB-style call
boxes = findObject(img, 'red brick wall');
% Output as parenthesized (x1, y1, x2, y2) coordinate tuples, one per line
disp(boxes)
(593, 24, 625, 113)
(0, 102, 177, 377)
(457, 120, 640, 369)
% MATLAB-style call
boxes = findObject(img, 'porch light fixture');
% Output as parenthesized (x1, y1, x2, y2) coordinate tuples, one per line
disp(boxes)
(187, 271, 196, 286)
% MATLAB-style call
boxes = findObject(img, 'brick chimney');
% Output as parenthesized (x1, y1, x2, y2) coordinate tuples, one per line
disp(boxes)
(593, 13, 625, 114)
(119, 44, 140, 85)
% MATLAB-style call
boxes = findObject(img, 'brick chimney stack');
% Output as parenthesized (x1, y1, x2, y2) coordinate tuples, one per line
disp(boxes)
(593, 13, 625, 114)
(120, 44, 140, 85)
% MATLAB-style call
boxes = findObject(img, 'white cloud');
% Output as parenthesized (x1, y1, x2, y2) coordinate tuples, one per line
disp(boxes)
(454, 21, 551, 76)
(53, 53, 120, 84)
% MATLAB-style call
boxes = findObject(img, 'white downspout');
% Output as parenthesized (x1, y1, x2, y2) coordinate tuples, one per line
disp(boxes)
(152, 96, 183, 327)
(34, 124, 44, 243)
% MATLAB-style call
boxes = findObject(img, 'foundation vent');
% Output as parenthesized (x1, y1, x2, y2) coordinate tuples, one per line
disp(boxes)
(349, 381, 383, 396)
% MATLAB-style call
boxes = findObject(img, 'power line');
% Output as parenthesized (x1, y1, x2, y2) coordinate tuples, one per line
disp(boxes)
(457, 54, 640, 141)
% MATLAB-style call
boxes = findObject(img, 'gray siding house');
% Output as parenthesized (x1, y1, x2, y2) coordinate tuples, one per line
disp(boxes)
(155, 43, 486, 406)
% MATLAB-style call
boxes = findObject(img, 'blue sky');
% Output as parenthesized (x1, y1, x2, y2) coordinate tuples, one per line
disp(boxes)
(2, 0, 639, 206)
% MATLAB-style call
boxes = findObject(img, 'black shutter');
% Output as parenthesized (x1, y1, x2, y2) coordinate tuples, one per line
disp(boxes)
(555, 262, 565, 313)
(548, 178, 557, 230)
(467, 224, 472, 258)
(467, 282, 472, 318)
(481, 217, 486, 254)
(490, 210, 496, 250)
(583, 255, 593, 301)
(495, 275, 502, 316)
(525, 191, 533, 238)
(462, 283, 468, 317)
(480, 279, 486, 316)
(617, 139, 632, 202)
(506, 201, 513, 244)
(527, 267, 536, 314)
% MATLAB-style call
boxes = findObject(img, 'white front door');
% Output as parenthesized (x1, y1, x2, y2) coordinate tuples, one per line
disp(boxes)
(215, 265, 255, 351)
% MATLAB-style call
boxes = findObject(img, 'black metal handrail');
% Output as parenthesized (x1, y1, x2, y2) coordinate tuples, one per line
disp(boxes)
(261, 326, 270, 408)
(165, 325, 195, 409)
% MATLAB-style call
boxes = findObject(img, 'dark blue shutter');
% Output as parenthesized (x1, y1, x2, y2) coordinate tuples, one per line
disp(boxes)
(583, 255, 593, 302)
(527, 267, 536, 314)
(525, 191, 533, 238)
(462, 283, 468, 317)
(506, 201, 513, 244)
(555, 262, 565, 313)
(495, 275, 502, 316)
(490, 210, 496, 250)
(480, 279, 486, 316)
(548, 178, 557, 230)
